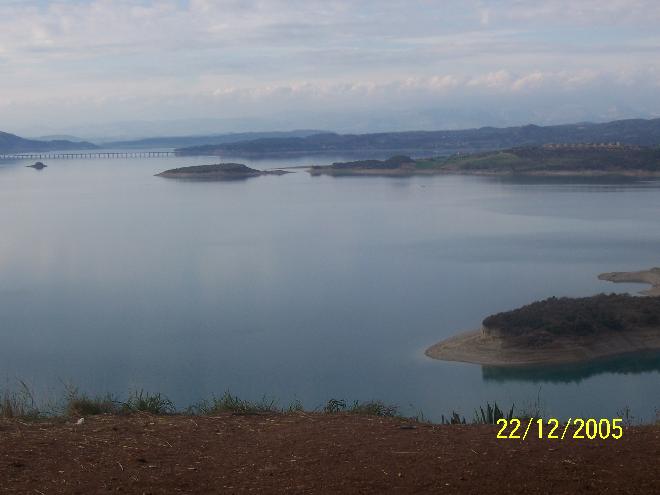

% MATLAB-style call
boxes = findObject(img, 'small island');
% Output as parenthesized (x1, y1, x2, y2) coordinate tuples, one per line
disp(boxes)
(425, 293, 660, 366)
(309, 144, 660, 177)
(156, 163, 291, 180)
(27, 161, 47, 170)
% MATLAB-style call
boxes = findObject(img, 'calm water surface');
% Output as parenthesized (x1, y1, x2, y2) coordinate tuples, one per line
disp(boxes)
(1, 155, 659, 420)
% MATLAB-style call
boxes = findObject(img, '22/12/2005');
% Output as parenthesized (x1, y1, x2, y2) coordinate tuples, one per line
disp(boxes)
(496, 418, 623, 440)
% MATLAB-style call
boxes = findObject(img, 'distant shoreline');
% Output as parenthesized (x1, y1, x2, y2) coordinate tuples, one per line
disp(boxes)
(304, 146, 660, 178)
(307, 167, 660, 178)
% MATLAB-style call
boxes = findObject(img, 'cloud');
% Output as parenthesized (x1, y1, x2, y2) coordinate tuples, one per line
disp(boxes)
(500, 0, 660, 25)
(0, 0, 659, 135)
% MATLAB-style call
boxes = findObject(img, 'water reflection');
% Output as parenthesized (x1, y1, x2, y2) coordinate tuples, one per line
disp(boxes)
(482, 351, 660, 384)
(485, 174, 660, 187)
(2, 155, 660, 420)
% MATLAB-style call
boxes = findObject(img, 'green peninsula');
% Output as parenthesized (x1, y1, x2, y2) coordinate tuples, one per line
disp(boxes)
(309, 144, 660, 177)
(426, 293, 660, 366)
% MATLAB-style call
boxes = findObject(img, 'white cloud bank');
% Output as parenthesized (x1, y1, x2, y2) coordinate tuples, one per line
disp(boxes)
(1, 0, 659, 137)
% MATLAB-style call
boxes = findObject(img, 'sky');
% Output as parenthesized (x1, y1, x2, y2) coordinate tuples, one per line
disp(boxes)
(1, 0, 660, 139)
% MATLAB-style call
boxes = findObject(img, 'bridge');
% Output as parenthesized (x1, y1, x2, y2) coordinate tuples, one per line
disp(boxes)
(0, 151, 176, 160)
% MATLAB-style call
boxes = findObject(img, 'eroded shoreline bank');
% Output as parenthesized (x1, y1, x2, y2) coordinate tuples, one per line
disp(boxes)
(599, 267, 660, 296)
(425, 328, 660, 366)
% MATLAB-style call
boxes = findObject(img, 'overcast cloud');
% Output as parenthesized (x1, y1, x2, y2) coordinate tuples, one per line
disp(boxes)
(1, 0, 659, 138)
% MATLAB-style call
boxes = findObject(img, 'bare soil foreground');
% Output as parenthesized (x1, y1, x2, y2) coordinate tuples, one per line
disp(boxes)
(1, 414, 658, 494)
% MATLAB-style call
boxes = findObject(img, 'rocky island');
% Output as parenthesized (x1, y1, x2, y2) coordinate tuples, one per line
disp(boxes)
(426, 269, 660, 366)
(156, 163, 291, 180)
(309, 144, 660, 177)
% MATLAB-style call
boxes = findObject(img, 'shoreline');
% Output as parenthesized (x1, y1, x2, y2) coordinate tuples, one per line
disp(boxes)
(426, 268, 660, 366)
(598, 267, 660, 296)
(425, 327, 660, 366)
(307, 167, 660, 178)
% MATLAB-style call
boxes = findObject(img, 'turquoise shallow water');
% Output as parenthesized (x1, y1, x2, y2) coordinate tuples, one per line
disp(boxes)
(1, 155, 659, 421)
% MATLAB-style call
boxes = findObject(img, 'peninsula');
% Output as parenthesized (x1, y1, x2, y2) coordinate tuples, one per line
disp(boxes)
(426, 267, 660, 366)
(308, 155, 418, 176)
(425, 293, 660, 366)
(598, 267, 660, 296)
(309, 144, 660, 177)
(155, 163, 291, 180)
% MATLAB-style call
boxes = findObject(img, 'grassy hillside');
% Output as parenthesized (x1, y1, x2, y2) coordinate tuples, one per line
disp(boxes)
(309, 145, 660, 175)
(433, 146, 660, 173)
(428, 145, 660, 173)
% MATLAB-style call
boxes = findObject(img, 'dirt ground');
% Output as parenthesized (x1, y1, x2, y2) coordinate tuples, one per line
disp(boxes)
(1, 413, 658, 494)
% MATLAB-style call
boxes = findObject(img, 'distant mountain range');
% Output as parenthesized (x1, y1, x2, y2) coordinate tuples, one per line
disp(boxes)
(103, 130, 326, 150)
(0, 131, 97, 154)
(176, 118, 660, 157)
(5, 118, 660, 156)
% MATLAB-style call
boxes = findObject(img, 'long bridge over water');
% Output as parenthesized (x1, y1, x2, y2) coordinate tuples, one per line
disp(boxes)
(0, 151, 176, 160)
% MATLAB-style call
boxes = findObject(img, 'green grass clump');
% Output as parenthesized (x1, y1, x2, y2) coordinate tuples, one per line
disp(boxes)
(323, 398, 347, 413)
(441, 411, 467, 424)
(287, 399, 304, 413)
(1, 381, 39, 419)
(191, 391, 279, 415)
(473, 402, 514, 424)
(124, 389, 174, 415)
(323, 399, 399, 417)
(65, 390, 119, 417)
(349, 400, 398, 417)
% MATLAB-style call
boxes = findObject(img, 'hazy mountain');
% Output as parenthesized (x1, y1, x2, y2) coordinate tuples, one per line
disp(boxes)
(25, 117, 305, 143)
(32, 134, 87, 142)
(104, 130, 327, 150)
(176, 118, 660, 157)
(0, 131, 98, 153)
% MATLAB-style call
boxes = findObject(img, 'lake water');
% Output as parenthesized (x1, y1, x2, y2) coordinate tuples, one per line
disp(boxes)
(1, 154, 659, 421)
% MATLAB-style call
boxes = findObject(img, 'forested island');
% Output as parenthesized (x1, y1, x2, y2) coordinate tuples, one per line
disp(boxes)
(309, 144, 660, 177)
(426, 268, 660, 366)
(155, 163, 291, 180)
